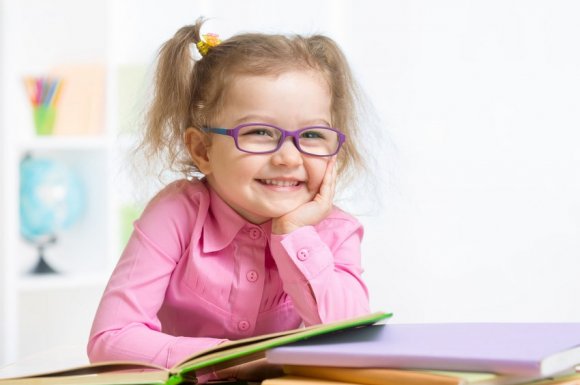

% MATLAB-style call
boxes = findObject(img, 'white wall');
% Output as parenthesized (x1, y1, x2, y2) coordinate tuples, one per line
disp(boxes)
(119, 0, 579, 322)
(349, 1, 580, 322)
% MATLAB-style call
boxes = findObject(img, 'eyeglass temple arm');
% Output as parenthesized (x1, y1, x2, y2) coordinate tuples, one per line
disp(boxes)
(201, 127, 232, 136)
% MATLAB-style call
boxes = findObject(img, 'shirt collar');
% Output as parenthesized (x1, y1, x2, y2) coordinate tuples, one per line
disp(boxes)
(202, 185, 271, 253)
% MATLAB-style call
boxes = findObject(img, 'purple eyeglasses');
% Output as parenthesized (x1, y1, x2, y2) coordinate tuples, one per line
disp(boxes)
(202, 123, 346, 157)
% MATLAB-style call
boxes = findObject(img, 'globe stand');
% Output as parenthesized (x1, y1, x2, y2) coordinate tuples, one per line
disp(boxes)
(30, 236, 58, 275)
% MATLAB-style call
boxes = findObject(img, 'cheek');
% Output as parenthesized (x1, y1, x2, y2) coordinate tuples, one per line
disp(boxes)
(208, 141, 238, 171)
(208, 145, 262, 180)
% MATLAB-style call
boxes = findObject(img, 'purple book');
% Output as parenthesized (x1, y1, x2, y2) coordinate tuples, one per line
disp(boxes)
(266, 323, 580, 376)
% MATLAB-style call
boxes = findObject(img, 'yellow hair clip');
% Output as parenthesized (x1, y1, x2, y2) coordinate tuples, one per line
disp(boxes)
(196, 33, 221, 56)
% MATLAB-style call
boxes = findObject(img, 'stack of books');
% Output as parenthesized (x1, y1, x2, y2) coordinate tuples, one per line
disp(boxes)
(264, 322, 580, 385)
(1, 312, 579, 385)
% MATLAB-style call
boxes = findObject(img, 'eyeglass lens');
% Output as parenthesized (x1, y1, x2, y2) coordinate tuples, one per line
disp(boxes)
(237, 125, 340, 156)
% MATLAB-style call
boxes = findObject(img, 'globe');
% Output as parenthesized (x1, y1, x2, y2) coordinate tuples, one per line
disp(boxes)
(19, 155, 86, 273)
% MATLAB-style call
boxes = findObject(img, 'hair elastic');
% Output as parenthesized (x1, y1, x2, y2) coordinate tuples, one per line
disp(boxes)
(196, 33, 221, 56)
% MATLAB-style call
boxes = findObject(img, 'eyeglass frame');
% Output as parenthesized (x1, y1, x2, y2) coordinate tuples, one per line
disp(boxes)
(201, 123, 346, 157)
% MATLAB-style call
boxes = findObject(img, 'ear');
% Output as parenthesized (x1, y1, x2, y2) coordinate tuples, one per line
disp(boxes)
(184, 127, 212, 175)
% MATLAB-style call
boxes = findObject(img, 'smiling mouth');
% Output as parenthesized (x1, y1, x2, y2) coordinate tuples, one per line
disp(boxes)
(257, 179, 303, 187)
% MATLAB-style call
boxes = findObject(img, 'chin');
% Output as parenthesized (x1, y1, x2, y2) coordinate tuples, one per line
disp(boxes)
(248, 195, 314, 220)
(264, 203, 305, 218)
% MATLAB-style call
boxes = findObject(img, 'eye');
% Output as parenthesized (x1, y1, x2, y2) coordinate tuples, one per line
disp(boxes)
(300, 129, 326, 140)
(254, 129, 272, 136)
(241, 127, 275, 137)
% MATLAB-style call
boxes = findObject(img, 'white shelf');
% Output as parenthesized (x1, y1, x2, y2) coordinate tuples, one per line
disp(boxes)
(18, 136, 110, 151)
(0, 0, 123, 365)
(17, 273, 109, 292)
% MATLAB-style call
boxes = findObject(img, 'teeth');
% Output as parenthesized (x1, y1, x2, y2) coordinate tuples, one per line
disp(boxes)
(260, 179, 300, 187)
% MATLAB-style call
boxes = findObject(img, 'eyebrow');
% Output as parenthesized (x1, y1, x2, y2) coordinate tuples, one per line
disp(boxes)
(232, 115, 268, 125)
(232, 115, 332, 127)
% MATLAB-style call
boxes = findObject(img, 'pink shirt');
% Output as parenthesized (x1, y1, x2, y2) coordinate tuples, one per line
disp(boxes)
(87, 179, 369, 370)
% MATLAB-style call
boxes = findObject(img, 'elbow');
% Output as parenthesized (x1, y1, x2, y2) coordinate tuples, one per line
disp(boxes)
(86, 332, 111, 364)
(86, 335, 101, 364)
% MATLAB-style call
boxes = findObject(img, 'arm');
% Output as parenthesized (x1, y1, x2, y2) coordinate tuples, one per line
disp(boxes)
(269, 157, 369, 325)
(269, 212, 369, 326)
(87, 182, 227, 368)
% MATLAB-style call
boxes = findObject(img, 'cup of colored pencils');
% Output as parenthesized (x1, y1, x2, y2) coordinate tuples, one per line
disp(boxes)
(23, 77, 63, 136)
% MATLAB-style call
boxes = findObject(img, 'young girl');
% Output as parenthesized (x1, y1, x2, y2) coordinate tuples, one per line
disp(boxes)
(88, 17, 370, 382)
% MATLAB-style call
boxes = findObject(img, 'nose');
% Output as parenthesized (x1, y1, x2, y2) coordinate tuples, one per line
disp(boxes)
(271, 137, 303, 167)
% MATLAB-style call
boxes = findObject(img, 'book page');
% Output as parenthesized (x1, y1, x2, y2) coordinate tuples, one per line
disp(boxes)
(0, 345, 166, 381)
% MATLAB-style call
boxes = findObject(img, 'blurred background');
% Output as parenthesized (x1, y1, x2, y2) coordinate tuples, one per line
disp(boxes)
(1, 0, 579, 367)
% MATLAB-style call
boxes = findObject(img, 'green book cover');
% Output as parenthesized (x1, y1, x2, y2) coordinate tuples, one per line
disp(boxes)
(0, 311, 391, 385)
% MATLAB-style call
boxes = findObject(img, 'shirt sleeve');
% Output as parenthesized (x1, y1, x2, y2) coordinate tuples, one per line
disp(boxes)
(87, 183, 227, 370)
(268, 212, 370, 326)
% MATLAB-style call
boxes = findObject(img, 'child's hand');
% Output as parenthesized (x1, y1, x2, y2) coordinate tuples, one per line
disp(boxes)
(271, 157, 337, 234)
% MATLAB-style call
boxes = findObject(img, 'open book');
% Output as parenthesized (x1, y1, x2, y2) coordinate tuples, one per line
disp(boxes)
(0, 311, 391, 385)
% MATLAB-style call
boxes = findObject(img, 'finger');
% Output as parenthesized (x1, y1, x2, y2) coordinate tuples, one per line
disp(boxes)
(317, 159, 333, 199)
(318, 156, 337, 205)
(325, 156, 338, 200)
(330, 156, 338, 196)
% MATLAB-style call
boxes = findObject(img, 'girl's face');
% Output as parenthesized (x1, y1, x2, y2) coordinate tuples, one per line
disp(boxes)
(202, 70, 333, 224)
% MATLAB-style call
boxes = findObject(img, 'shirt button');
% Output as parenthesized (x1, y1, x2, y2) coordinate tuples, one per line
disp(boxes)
(297, 248, 310, 261)
(238, 320, 250, 331)
(246, 270, 258, 282)
(249, 227, 261, 240)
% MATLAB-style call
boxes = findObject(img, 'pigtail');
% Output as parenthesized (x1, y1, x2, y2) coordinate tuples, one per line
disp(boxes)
(304, 35, 366, 187)
(140, 19, 205, 177)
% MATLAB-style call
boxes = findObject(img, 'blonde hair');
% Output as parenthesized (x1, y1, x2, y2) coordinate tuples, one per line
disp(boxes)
(140, 17, 367, 186)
